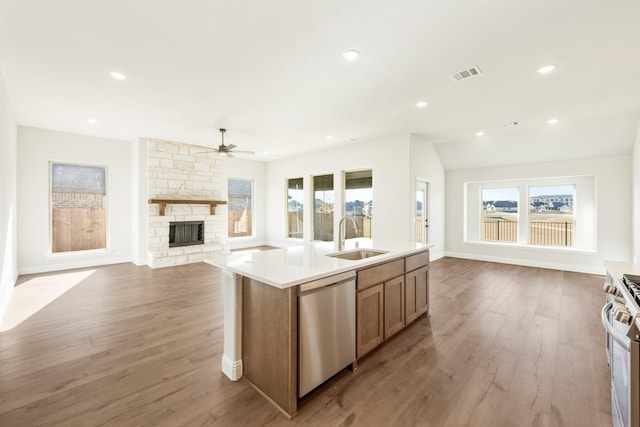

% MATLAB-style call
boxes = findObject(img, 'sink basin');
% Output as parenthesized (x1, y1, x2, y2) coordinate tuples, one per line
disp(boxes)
(327, 249, 389, 260)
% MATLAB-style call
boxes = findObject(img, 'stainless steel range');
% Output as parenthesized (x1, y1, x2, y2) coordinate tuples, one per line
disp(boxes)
(603, 261, 640, 427)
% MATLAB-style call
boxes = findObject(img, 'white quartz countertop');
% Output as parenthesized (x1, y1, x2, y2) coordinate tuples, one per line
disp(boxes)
(207, 239, 431, 288)
(604, 260, 640, 281)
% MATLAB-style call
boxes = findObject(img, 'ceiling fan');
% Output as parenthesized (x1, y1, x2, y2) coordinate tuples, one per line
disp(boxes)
(201, 128, 254, 157)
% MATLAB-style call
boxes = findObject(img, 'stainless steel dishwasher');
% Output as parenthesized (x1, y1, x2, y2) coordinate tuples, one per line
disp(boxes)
(298, 270, 356, 397)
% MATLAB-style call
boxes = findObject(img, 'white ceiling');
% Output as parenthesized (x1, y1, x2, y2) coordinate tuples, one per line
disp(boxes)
(1, 0, 639, 167)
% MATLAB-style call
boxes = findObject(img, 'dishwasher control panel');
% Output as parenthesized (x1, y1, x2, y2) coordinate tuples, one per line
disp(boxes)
(299, 270, 356, 292)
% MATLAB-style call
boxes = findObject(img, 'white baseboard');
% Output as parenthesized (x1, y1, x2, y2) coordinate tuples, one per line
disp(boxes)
(443, 251, 604, 275)
(221, 354, 243, 381)
(429, 250, 445, 262)
(18, 256, 133, 275)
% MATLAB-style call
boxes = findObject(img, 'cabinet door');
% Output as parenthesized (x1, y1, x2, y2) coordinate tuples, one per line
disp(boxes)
(357, 283, 384, 359)
(384, 276, 405, 339)
(405, 270, 419, 324)
(416, 266, 429, 316)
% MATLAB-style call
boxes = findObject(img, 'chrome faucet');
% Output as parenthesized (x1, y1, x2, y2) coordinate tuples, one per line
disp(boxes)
(338, 216, 359, 251)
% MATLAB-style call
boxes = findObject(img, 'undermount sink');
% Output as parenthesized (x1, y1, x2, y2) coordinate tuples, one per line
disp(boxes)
(327, 249, 389, 261)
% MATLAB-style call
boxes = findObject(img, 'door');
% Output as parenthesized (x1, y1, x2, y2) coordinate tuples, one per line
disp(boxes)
(356, 284, 384, 358)
(384, 276, 405, 339)
(416, 180, 429, 243)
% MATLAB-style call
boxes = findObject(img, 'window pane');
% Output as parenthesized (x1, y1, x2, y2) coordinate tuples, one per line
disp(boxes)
(313, 174, 334, 241)
(529, 185, 574, 246)
(482, 187, 518, 242)
(51, 163, 107, 253)
(228, 178, 253, 238)
(344, 170, 372, 238)
(287, 178, 303, 239)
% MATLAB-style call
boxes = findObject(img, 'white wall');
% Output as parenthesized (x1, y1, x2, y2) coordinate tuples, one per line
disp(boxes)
(446, 155, 632, 274)
(0, 71, 17, 321)
(131, 138, 148, 265)
(410, 135, 446, 260)
(225, 157, 267, 249)
(265, 135, 413, 245)
(17, 127, 133, 274)
(633, 122, 640, 262)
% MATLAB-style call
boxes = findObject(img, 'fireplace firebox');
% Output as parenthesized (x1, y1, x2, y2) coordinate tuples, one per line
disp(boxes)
(169, 221, 204, 247)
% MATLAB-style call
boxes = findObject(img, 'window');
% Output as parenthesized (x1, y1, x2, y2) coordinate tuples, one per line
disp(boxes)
(228, 178, 253, 238)
(529, 185, 574, 246)
(466, 175, 595, 250)
(313, 174, 334, 241)
(287, 178, 304, 239)
(344, 170, 373, 238)
(481, 187, 519, 243)
(51, 162, 107, 253)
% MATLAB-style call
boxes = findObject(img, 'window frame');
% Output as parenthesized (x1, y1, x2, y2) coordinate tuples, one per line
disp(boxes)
(227, 177, 255, 240)
(464, 175, 595, 251)
(480, 186, 520, 244)
(311, 173, 335, 242)
(527, 184, 576, 247)
(286, 177, 304, 240)
(343, 169, 373, 239)
(49, 161, 110, 255)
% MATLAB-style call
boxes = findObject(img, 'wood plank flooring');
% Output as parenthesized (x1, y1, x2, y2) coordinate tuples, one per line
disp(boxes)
(0, 258, 611, 426)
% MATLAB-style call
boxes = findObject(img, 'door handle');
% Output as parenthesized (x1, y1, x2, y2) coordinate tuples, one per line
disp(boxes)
(601, 301, 631, 351)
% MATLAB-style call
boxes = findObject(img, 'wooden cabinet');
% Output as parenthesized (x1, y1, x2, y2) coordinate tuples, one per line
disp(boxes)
(384, 276, 405, 339)
(356, 259, 403, 358)
(405, 265, 429, 324)
(416, 265, 429, 316)
(356, 249, 430, 360)
(356, 283, 384, 358)
(242, 277, 297, 416)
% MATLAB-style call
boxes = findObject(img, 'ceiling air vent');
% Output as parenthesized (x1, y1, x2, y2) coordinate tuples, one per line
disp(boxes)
(501, 121, 520, 128)
(451, 65, 482, 81)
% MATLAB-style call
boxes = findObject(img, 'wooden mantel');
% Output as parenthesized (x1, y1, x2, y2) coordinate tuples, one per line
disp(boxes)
(148, 199, 227, 216)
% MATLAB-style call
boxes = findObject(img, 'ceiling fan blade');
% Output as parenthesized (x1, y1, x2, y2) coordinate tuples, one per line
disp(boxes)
(196, 148, 220, 154)
(226, 144, 237, 150)
(231, 150, 254, 154)
(226, 152, 234, 158)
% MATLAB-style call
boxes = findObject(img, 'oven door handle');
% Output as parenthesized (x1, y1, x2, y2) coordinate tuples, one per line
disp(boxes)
(601, 301, 631, 352)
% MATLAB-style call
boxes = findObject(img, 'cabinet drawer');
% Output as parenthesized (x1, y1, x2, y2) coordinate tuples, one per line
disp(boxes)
(357, 259, 404, 291)
(405, 250, 429, 272)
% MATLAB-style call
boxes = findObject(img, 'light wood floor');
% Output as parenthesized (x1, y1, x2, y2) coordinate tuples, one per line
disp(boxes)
(0, 258, 611, 426)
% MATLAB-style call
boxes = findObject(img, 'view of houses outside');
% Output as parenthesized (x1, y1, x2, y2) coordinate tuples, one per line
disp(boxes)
(482, 187, 519, 242)
(313, 174, 334, 241)
(481, 185, 575, 246)
(529, 185, 574, 246)
(344, 170, 372, 238)
(228, 178, 253, 238)
(287, 178, 303, 239)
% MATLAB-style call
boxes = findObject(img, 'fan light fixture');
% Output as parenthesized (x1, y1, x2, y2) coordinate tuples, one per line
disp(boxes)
(197, 128, 255, 158)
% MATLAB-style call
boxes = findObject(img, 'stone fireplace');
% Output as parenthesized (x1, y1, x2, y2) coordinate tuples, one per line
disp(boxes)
(145, 138, 227, 268)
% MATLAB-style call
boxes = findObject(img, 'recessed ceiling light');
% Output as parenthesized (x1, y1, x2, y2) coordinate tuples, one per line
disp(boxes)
(476, 131, 485, 137)
(326, 135, 333, 140)
(87, 118, 97, 124)
(263, 151, 270, 155)
(536, 64, 556, 74)
(547, 118, 559, 124)
(342, 50, 360, 61)
(110, 71, 127, 80)
(416, 101, 428, 108)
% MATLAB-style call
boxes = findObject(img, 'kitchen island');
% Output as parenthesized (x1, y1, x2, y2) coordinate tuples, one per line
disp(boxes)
(207, 239, 431, 417)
